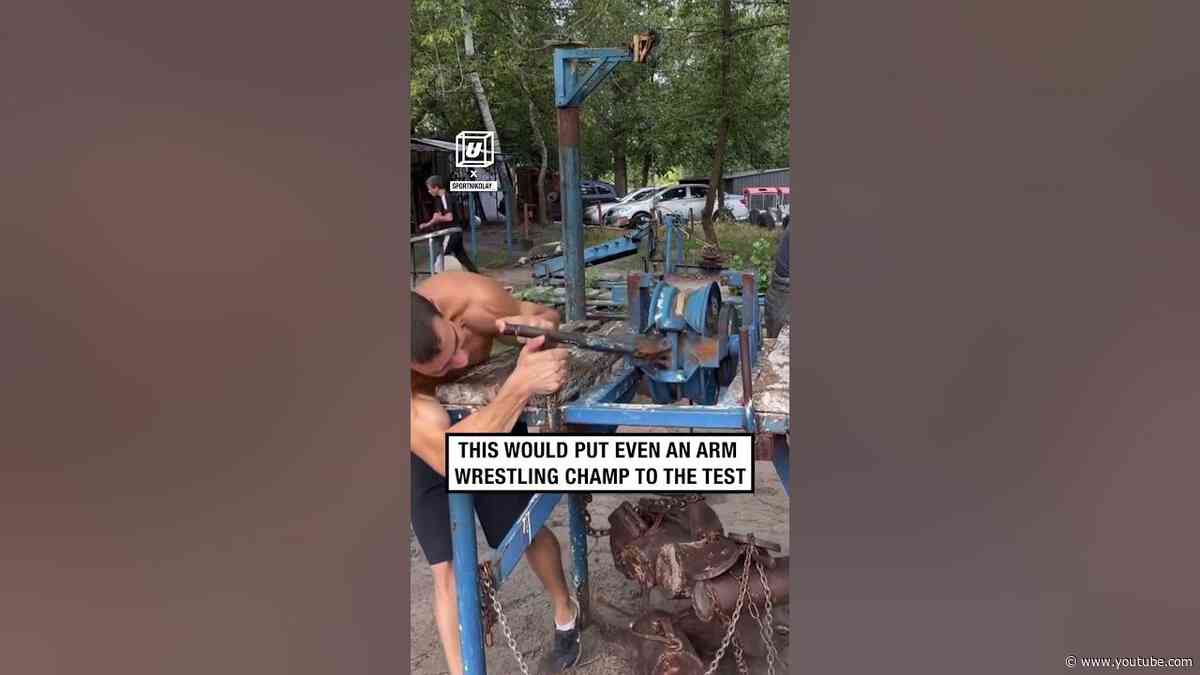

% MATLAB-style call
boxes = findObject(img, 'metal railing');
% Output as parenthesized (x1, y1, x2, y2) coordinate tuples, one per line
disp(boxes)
(409, 226, 462, 287)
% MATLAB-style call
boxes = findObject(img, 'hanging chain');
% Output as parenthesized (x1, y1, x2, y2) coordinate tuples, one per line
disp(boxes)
(703, 538, 756, 675)
(731, 635, 750, 675)
(580, 493, 610, 538)
(754, 555, 781, 673)
(479, 563, 532, 675)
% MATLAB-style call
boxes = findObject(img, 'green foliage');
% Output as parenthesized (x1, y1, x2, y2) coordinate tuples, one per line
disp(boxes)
(727, 236, 776, 292)
(410, 0, 790, 185)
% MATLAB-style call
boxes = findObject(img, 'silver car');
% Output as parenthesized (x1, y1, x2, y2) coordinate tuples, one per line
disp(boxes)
(584, 186, 661, 225)
(605, 184, 748, 227)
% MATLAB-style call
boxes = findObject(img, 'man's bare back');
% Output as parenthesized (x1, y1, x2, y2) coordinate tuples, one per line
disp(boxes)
(413, 271, 560, 392)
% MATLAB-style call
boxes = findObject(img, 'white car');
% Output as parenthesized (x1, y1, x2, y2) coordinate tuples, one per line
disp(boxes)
(605, 184, 749, 227)
(584, 186, 661, 225)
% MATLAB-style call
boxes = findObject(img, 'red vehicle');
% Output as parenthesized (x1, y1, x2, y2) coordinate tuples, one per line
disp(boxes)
(741, 186, 790, 229)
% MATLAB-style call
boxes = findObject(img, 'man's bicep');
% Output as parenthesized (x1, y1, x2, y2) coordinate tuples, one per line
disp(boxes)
(410, 399, 451, 472)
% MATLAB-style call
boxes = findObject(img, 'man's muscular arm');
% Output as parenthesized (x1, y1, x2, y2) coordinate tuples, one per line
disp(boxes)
(411, 376, 533, 476)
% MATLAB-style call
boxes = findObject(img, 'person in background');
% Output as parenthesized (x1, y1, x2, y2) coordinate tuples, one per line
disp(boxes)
(417, 175, 480, 273)
(765, 228, 790, 338)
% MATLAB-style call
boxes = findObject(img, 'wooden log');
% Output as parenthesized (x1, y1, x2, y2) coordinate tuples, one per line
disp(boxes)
(435, 320, 625, 407)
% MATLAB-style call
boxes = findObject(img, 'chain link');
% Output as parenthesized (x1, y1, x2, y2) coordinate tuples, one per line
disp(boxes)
(703, 538, 755, 675)
(580, 493, 610, 538)
(479, 564, 532, 675)
(754, 555, 781, 674)
(731, 635, 750, 675)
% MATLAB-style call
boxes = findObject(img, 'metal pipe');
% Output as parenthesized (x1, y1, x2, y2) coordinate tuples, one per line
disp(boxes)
(467, 193, 478, 262)
(557, 107, 586, 322)
(738, 327, 753, 405)
(501, 163, 514, 262)
(499, 323, 656, 356)
(449, 493, 487, 674)
(568, 495, 591, 629)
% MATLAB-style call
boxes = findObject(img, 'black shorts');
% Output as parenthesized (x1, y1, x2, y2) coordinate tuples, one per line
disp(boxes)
(411, 421, 536, 566)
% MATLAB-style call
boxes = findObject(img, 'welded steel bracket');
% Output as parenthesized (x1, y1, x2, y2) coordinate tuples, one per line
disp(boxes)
(554, 48, 633, 108)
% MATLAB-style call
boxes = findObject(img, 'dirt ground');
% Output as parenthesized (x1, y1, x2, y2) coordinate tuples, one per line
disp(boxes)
(409, 457, 791, 675)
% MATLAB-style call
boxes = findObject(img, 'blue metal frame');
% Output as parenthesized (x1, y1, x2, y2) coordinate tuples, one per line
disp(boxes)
(554, 48, 633, 107)
(452, 491, 582, 675)
(447, 269, 789, 673)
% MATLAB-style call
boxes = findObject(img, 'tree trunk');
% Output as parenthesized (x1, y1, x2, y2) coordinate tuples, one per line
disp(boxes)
(462, 1, 499, 151)
(641, 152, 652, 187)
(701, 0, 734, 247)
(531, 101, 551, 226)
(613, 138, 628, 196)
(508, 7, 548, 226)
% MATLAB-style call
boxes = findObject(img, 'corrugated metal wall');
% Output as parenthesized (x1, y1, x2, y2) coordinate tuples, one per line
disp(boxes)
(726, 169, 790, 193)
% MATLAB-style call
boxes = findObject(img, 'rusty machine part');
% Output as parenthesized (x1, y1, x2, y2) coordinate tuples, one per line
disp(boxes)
(692, 556, 790, 623)
(607, 495, 721, 590)
(673, 607, 779, 660)
(655, 537, 746, 599)
(629, 31, 660, 64)
(628, 610, 706, 675)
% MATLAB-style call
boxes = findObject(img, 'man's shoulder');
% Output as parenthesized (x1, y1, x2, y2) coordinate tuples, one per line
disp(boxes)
(411, 391, 451, 424)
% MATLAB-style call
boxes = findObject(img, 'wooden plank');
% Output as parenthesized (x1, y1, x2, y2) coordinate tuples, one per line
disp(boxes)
(436, 320, 627, 408)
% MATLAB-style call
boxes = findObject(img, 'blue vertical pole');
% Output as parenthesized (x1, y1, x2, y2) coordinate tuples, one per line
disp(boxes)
(567, 494, 590, 627)
(501, 163, 514, 263)
(449, 493, 487, 674)
(467, 194, 478, 262)
(557, 107, 586, 322)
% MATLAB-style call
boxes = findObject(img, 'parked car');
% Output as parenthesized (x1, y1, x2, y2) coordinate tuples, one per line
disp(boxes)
(723, 193, 750, 221)
(742, 187, 790, 228)
(580, 180, 619, 208)
(605, 183, 748, 227)
(585, 185, 661, 224)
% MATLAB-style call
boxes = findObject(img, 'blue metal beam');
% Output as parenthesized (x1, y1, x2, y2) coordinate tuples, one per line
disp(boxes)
(563, 402, 749, 429)
(568, 495, 590, 625)
(532, 233, 642, 280)
(773, 435, 790, 496)
(449, 493, 487, 674)
(493, 493, 563, 585)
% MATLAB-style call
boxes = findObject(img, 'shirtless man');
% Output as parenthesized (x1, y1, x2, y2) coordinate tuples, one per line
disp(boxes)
(410, 271, 581, 674)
